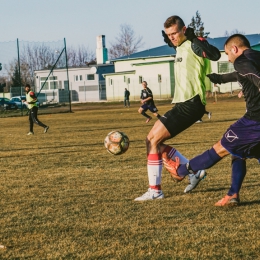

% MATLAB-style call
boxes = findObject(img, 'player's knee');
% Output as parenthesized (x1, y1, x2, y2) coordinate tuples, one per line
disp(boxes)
(213, 141, 229, 157)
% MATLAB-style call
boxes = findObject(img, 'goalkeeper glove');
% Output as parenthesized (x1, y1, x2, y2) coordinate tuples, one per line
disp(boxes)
(184, 27, 197, 42)
(162, 30, 175, 48)
(206, 73, 222, 84)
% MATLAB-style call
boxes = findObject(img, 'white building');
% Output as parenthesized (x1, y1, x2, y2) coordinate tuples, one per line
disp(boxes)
(103, 34, 260, 101)
(34, 35, 114, 103)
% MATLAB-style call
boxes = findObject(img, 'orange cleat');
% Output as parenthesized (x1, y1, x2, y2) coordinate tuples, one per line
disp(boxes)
(215, 193, 240, 206)
(162, 153, 184, 182)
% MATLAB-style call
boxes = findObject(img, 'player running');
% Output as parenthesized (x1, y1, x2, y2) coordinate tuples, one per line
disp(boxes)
(162, 34, 260, 206)
(23, 84, 49, 135)
(138, 81, 161, 123)
(135, 15, 220, 201)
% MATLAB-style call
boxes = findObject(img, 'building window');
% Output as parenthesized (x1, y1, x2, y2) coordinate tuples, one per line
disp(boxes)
(218, 61, 234, 73)
(128, 78, 130, 84)
(158, 74, 162, 83)
(87, 74, 95, 80)
(110, 79, 113, 85)
(139, 76, 143, 84)
(40, 76, 59, 90)
(74, 75, 83, 81)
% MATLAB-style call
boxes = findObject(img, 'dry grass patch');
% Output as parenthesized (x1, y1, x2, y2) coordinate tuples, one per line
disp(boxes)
(0, 99, 259, 259)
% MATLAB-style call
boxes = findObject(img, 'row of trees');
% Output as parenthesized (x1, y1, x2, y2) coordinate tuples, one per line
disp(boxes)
(0, 44, 96, 91)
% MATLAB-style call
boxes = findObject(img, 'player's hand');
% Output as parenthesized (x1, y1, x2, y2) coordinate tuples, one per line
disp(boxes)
(184, 27, 197, 41)
(207, 73, 222, 84)
(162, 30, 175, 48)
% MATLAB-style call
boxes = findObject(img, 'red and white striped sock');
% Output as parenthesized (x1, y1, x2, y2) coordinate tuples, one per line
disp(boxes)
(147, 153, 163, 191)
(163, 145, 189, 164)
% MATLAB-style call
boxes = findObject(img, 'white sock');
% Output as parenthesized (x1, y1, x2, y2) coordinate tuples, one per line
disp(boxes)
(147, 154, 163, 190)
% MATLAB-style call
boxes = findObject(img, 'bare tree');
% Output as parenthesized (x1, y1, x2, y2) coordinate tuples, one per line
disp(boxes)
(5, 44, 95, 86)
(224, 29, 245, 37)
(188, 11, 209, 38)
(109, 24, 144, 59)
(67, 45, 95, 67)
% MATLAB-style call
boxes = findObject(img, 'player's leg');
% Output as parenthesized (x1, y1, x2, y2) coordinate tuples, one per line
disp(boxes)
(215, 156, 246, 206)
(138, 105, 152, 123)
(27, 110, 34, 135)
(30, 107, 49, 133)
(134, 120, 170, 201)
(148, 105, 161, 119)
(165, 140, 227, 182)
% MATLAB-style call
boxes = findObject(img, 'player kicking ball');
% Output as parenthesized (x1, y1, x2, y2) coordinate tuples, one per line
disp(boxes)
(135, 15, 220, 201)
(162, 34, 260, 206)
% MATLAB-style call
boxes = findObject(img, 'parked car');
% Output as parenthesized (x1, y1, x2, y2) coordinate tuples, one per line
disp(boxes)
(0, 97, 18, 110)
(9, 96, 27, 109)
(10, 96, 39, 109)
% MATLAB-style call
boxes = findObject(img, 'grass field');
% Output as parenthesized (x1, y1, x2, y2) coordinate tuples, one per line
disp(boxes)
(0, 97, 260, 259)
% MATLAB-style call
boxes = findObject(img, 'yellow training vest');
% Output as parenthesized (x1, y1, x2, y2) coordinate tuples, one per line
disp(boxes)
(172, 40, 210, 105)
(26, 91, 38, 109)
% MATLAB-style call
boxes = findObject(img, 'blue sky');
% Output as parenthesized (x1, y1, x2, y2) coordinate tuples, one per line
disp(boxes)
(1, 0, 260, 53)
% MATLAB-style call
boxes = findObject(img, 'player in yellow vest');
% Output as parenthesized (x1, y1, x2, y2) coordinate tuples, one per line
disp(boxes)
(23, 84, 49, 135)
(135, 15, 220, 201)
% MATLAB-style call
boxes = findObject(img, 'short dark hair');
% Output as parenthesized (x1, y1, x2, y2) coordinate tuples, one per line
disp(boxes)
(25, 83, 31, 88)
(225, 34, 250, 49)
(164, 15, 185, 30)
(142, 81, 147, 85)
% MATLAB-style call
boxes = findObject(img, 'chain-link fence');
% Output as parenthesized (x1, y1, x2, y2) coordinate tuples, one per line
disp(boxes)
(0, 39, 71, 117)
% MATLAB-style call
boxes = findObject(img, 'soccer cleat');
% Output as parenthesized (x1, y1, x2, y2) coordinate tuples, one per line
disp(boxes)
(162, 153, 184, 182)
(208, 112, 212, 119)
(215, 193, 240, 206)
(145, 117, 152, 123)
(134, 188, 164, 201)
(184, 170, 207, 193)
(44, 126, 49, 133)
(27, 131, 34, 135)
(196, 120, 203, 123)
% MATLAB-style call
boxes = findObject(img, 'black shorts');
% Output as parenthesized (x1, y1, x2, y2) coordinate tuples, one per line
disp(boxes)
(159, 95, 205, 137)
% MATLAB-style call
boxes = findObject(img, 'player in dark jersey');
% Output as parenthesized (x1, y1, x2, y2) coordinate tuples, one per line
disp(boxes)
(162, 34, 260, 206)
(138, 81, 160, 123)
(134, 15, 220, 201)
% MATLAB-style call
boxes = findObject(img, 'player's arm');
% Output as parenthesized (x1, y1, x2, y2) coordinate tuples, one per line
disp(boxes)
(185, 28, 221, 61)
(207, 72, 239, 84)
(28, 92, 38, 104)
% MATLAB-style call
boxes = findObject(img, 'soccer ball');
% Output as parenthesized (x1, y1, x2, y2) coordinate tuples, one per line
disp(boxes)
(104, 130, 130, 155)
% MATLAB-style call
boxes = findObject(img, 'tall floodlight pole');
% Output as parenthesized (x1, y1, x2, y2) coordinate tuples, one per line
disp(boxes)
(64, 38, 72, 113)
(17, 38, 23, 115)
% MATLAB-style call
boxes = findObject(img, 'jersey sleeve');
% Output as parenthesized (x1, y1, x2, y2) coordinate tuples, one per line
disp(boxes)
(191, 38, 221, 61)
(235, 56, 260, 90)
(29, 91, 38, 103)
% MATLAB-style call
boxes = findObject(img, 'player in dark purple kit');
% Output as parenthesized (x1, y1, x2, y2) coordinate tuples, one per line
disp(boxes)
(138, 81, 161, 123)
(162, 34, 260, 206)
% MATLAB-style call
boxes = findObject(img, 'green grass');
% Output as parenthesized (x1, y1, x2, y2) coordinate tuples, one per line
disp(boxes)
(0, 97, 260, 259)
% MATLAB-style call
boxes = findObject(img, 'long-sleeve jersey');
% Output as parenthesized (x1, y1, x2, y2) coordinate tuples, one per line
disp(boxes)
(218, 49, 260, 121)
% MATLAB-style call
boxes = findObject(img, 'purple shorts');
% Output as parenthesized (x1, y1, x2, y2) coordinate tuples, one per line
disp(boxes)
(141, 103, 158, 113)
(221, 117, 260, 159)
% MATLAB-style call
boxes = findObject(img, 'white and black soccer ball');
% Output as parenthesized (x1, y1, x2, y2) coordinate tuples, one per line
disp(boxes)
(104, 130, 130, 155)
